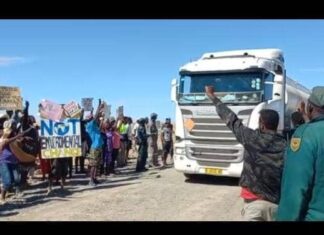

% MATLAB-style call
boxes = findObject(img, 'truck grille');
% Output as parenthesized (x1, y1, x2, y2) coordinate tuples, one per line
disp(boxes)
(185, 117, 247, 162)
(196, 161, 230, 168)
(188, 146, 242, 162)
(189, 117, 241, 141)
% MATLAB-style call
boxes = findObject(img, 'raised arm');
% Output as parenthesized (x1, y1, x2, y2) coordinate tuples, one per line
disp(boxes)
(22, 101, 29, 130)
(94, 99, 104, 122)
(205, 86, 257, 146)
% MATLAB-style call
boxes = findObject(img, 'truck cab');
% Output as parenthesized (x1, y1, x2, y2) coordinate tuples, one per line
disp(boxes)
(171, 48, 310, 179)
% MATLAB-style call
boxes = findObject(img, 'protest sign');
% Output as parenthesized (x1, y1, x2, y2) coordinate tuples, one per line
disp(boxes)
(39, 118, 82, 159)
(81, 98, 93, 111)
(64, 101, 81, 118)
(0, 86, 22, 110)
(39, 100, 63, 121)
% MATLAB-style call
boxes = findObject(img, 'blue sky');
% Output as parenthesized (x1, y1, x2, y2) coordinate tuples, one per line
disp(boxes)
(1, 20, 324, 121)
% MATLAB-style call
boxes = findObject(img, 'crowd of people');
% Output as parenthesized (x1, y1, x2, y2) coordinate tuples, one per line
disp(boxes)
(2, 85, 324, 221)
(0, 99, 174, 204)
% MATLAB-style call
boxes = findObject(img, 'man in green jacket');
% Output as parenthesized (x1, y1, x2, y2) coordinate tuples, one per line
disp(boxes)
(277, 86, 324, 221)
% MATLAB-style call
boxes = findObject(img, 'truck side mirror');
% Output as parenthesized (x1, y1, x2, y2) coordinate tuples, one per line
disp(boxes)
(171, 78, 178, 102)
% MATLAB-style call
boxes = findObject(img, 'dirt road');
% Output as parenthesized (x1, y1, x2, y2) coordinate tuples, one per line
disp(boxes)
(0, 159, 243, 221)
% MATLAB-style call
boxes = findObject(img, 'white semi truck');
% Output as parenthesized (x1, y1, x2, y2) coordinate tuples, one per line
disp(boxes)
(171, 48, 310, 179)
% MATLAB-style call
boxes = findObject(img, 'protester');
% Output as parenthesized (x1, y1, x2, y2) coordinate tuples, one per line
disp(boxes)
(135, 118, 148, 172)
(205, 85, 286, 221)
(161, 118, 174, 166)
(85, 100, 104, 186)
(148, 113, 159, 167)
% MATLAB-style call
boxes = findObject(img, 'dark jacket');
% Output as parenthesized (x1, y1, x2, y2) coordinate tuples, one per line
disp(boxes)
(277, 115, 324, 221)
(136, 124, 148, 146)
(211, 98, 286, 203)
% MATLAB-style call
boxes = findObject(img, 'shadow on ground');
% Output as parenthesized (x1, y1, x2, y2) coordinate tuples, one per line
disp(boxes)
(0, 174, 141, 216)
(0, 153, 172, 217)
(185, 174, 239, 186)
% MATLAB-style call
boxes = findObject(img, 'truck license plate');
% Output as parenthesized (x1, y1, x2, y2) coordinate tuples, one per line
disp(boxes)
(205, 168, 223, 175)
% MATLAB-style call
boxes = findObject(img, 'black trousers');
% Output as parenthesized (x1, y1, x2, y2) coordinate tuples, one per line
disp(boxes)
(67, 158, 73, 177)
(136, 144, 148, 171)
(109, 149, 119, 172)
(75, 156, 85, 172)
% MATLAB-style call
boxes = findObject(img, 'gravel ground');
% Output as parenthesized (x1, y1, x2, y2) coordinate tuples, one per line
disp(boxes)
(0, 157, 243, 221)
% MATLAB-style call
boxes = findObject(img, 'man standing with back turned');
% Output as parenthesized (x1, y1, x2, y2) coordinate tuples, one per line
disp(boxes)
(277, 86, 324, 221)
(205, 85, 286, 221)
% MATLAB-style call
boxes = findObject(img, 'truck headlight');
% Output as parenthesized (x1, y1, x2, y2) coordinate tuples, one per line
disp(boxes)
(175, 147, 186, 155)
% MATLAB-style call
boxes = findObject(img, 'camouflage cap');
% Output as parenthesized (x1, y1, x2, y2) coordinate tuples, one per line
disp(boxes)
(309, 86, 324, 108)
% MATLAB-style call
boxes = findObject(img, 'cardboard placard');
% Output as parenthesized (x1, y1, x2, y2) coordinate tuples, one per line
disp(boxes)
(39, 100, 64, 122)
(81, 98, 93, 112)
(0, 86, 20, 96)
(0, 95, 22, 110)
(64, 101, 81, 118)
(39, 118, 82, 159)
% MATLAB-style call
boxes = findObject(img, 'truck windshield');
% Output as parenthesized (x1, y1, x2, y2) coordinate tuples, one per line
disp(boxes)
(178, 71, 269, 105)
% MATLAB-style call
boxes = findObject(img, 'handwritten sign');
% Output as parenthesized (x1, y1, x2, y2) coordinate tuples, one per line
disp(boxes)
(39, 118, 82, 159)
(81, 98, 93, 111)
(0, 96, 22, 110)
(0, 86, 20, 96)
(0, 86, 22, 110)
(39, 100, 63, 122)
(64, 101, 81, 118)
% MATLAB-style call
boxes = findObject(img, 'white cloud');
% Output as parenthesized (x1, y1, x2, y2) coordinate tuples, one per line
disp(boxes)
(300, 67, 324, 72)
(0, 56, 25, 66)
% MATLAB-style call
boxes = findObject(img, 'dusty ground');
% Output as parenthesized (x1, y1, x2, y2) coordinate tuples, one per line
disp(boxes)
(0, 157, 243, 221)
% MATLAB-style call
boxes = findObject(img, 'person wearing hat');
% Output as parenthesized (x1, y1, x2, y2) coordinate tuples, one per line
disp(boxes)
(0, 119, 33, 203)
(0, 113, 9, 122)
(147, 113, 160, 167)
(0, 113, 10, 137)
(277, 86, 324, 221)
(135, 118, 149, 172)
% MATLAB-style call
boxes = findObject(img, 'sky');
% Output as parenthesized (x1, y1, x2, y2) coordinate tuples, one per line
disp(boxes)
(1, 20, 324, 121)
